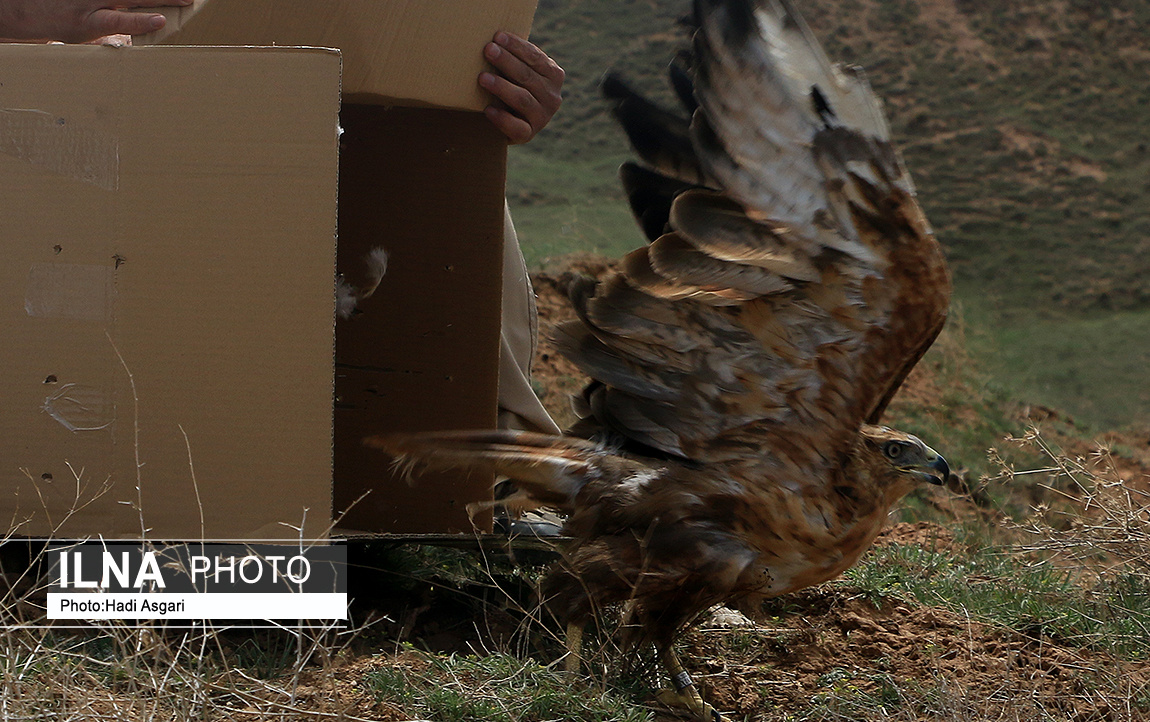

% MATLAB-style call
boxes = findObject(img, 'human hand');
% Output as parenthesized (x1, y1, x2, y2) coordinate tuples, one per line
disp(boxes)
(0, 0, 191, 43)
(479, 31, 564, 145)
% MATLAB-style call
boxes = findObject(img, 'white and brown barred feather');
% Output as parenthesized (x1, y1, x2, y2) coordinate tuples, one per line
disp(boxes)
(368, 0, 951, 651)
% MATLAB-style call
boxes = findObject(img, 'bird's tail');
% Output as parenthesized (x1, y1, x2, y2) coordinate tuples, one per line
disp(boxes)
(365, 431, 628, 515)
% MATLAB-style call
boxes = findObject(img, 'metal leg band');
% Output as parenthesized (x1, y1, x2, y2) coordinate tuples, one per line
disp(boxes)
(671, 670, 694, 691)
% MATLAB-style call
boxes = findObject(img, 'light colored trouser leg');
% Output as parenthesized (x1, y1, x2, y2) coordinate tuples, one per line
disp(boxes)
(498, 202, 561, 435)
(565, 622, 583, 673)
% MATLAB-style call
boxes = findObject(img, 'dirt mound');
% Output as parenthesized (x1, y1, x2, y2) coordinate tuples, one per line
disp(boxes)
(875, 520, 961, 554)
(680, 583, 1149, 721)
(529, 257, 616, 429)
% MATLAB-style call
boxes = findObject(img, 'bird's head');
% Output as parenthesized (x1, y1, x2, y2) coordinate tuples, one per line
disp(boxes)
(856, 425, 950, 495)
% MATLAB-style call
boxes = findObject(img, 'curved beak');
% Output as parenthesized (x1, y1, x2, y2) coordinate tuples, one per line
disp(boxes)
(917, 446, 950, 486)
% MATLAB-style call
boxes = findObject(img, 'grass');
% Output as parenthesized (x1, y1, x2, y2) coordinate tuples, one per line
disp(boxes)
(507, 148, 640, 266)
(0, 620, 352, 719)
(803, 669, 950, 721)
(844, 541, 1150, 660)
(363, 648, 653, 722)
(791, 669, 1147, 722)
(963, 301, 1150, 431)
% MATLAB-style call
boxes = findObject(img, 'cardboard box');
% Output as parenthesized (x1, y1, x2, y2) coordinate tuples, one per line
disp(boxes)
(2, 0, 537, 539)
(137, 0, 537, 111)
(0, 44, 340, 539)
(140, 0, 537, 535)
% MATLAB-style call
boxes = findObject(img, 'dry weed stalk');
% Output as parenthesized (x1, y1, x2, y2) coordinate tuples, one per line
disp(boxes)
(1005, 426, 1150, 581)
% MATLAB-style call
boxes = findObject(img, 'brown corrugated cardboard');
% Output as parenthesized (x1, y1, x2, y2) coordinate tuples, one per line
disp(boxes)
(132, 0, 538, 534)
(0, 44, 340, 540)
(136, 0, 538, 111)
(334, 105, 506, 535)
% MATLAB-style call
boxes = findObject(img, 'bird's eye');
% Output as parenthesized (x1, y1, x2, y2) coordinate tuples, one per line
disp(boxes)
(883, 442, 904, 460)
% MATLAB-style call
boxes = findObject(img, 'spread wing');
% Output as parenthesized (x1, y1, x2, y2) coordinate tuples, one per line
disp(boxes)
(559, 0, 951, 478)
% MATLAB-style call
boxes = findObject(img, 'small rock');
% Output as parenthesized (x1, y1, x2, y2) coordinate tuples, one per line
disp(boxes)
(707, 606, 757, 628)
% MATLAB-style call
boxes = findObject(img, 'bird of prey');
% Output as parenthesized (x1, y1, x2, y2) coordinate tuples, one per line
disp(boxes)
(369, 0, 951, 718)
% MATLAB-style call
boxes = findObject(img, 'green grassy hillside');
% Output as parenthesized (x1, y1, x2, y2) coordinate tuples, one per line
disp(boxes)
(508, 0, 1150, 429)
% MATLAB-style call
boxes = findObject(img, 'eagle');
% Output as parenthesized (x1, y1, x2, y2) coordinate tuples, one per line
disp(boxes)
(369, 0, 951, 719)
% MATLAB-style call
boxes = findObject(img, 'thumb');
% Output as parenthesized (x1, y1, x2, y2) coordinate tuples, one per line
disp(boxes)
(79, 9, 165, 42)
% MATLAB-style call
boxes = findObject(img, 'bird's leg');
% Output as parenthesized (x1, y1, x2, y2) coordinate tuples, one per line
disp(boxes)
(655, 647, 721, 721)
(564, 621, 584, 673)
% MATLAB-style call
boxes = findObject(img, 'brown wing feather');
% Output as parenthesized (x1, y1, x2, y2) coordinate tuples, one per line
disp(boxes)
(566, 0, 951, 480)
